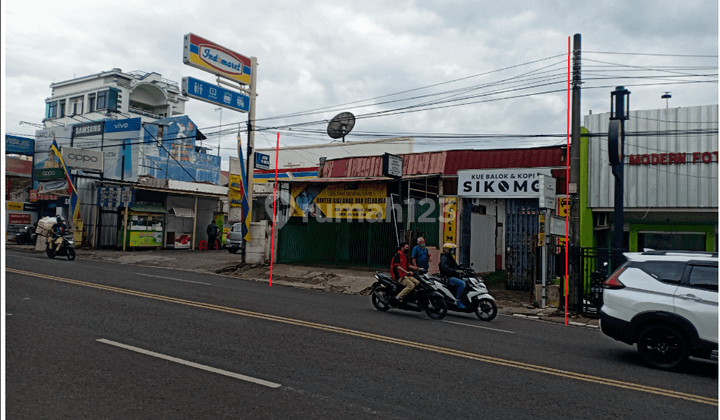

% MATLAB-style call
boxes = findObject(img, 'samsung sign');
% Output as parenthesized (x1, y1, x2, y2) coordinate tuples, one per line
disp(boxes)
(458, 169, 552, 198)
(61, 147, 104, 172)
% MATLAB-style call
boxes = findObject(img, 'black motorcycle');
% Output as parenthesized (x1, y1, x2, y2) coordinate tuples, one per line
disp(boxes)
(15, 226, 37, 245)
(371, 270, 448, 320)
(46, 233, 76, 261)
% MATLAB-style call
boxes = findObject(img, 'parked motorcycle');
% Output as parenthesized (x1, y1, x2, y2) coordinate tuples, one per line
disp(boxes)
(371, 269, 448, 320)
(46, 233, 76, 261)
(432, 268, 497, 321)
(15, 226, 37, 245)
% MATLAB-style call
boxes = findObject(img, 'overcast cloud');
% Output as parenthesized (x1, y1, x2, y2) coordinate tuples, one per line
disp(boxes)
(2, 0, 717, 169)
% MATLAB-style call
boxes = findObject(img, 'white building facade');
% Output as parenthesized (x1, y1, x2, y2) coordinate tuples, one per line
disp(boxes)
(43, 68, 188, 127)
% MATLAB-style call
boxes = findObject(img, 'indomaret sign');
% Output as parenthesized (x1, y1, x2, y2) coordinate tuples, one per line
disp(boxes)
(183, 33, 252, 85)
(458, 168, 552, 198)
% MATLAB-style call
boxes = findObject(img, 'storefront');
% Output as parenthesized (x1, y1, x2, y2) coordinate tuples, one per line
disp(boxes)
(583, 105, 718, 252)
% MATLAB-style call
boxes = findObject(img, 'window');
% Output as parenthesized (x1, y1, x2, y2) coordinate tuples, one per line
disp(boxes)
(687, 265, 718, 291)
(635, 261, 686, 283)
(88, 94, 95, 112)
(96, 91, 107, 109)
(46, 101, 58, 119)
(107, 88, 120, 110)
(96, 89, 120, 111)
(59, 100, 66, 118)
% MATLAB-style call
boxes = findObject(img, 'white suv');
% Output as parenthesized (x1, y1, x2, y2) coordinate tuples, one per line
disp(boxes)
(600, 251, 718, 369)
(225, 223, 244, 254)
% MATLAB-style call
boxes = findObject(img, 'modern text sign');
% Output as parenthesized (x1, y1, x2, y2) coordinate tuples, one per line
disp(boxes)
(61, 146, 104, 172)
(181, 77, 250, 113)
(183, 33, 252, 85)
(458, 168, 552, 198)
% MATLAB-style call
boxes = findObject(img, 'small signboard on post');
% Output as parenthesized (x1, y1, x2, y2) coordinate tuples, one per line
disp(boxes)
(181, 76, 250, 113)
(382, 153, 403, 178)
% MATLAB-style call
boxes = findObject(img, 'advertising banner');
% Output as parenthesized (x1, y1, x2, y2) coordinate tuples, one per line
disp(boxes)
(33, 168, 66, 181)
(442, 197, 458, 245)
(103, 118, 141, 181)
(97, 187, 133, 208)
(457, 168, 552, 198)
(38, 179, 70, 196)
(61, 146, 104, 172)
(9, 213, 32, 225)
(7, 202, 23, 211)
(129, 231, 163, 247)
(290, 183, 386, 220)
(6, 158, 33, 176)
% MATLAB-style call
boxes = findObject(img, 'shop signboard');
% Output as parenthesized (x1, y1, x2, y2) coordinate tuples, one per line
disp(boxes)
(61, 146, 103, 172)
(290, 183, 386, 220)
(7, 202, 23, 211)
(458, 168, 552, 198)
(6, 135, 35, 155)
(183, 33, 252, 85)
(255, 152, 270, 170)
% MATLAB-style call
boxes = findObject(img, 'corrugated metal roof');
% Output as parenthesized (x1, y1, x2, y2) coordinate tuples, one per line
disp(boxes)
(321, 147, 565, 178)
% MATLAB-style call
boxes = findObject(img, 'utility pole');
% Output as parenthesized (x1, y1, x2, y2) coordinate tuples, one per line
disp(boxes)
(569, 33, 582, 312)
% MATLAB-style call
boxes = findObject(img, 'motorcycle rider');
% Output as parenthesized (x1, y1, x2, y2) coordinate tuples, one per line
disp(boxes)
(438, 243, 467, 309)
(391, 242, 420, 305)
(50, 216, 67, 255)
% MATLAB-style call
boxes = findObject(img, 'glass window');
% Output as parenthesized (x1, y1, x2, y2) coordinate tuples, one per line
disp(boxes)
(635, 261, 686, 283)
(107, 88, 119, 110)
(97, 91, 107, 109)
(88, 94, 95, 112)
(59, 100, 65, 118)
(639, 232, 706, 251)
(46, 101, 58, 118)
(688, 266, 718, 291)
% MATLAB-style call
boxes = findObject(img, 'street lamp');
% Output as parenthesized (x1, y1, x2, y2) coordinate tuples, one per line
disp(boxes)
(661, 92, 672, 109)
(215, 107, 222, 157)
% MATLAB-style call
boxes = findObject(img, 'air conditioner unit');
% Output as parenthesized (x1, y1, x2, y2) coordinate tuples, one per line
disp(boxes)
(595, 213, 609, 228)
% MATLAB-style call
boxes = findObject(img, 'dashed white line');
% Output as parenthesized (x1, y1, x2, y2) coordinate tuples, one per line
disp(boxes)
(135, 273, 211, 285)
(96, 339, 281, 389)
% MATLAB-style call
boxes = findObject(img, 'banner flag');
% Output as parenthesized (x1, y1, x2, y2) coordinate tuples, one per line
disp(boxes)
(237, 133, 251, 241)
(51, 138, 80, 225)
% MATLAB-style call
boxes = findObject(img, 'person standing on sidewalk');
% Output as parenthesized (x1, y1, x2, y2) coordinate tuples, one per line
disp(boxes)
(391, 242, 420, 305)
(411, 237, 431, 271)
(206, 220, 219, 250)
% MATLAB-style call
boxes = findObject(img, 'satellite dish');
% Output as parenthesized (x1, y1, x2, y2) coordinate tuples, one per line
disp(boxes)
(327, 112, 355, 142)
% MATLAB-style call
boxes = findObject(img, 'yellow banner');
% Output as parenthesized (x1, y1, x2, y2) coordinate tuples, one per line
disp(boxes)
(442, 197, 457, 245)
(557, 197, 569, 217)
(291, 183, 386, 220)
(7, 202, 23, 211)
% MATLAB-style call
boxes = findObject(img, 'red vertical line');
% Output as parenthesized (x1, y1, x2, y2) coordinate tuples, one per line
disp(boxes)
(565, 36, 571, 325)
(270, 132, 280, 286)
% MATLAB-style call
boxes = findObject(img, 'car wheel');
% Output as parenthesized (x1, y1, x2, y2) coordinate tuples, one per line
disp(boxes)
(637, 324, 689, 370)
(228, 248, 238, 254)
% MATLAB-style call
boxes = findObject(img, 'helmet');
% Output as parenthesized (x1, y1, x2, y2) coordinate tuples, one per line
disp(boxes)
(443, 243, 457, 255)
(56, 216, 64, 223)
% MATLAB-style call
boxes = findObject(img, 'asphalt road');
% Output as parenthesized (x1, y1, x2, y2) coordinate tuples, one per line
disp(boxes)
(5, 250, 718, 419)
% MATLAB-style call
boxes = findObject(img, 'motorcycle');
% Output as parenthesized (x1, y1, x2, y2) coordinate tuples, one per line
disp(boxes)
(46, 233, 76, 261)
(431, 268, 497, 321)
(15, 225, 37, 245)
(371, 269, 448, 320)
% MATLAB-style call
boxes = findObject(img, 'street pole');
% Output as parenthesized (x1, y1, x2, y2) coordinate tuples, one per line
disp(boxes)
(242, 56, 258, 264)
(216, 107, 222, 156)
(569, 33, 582, 312)
(609, 87, 630, 269)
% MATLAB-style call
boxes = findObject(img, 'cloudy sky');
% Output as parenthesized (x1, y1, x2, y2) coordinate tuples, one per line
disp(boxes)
(2, 0, 718, 169)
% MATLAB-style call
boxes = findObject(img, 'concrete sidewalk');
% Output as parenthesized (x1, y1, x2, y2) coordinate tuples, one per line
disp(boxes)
(5, 244, 598, 328)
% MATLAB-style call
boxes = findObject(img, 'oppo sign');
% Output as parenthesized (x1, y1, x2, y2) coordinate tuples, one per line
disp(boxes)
(61, 146, 104, 172)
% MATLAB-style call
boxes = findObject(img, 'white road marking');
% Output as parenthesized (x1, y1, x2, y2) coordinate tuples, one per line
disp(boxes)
(442, 320, 515, 333)
(135, 273, 211, 285)
(96, 339, 281, 389)
(8, 255, 47, 261)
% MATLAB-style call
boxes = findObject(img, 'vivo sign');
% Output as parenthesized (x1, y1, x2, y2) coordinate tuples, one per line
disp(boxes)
(61, 146, 104, 172)
(183, 33, 252, 85)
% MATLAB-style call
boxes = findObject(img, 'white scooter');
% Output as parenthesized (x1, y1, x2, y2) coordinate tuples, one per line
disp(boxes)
(429, 268, 497, 321)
